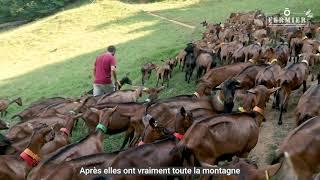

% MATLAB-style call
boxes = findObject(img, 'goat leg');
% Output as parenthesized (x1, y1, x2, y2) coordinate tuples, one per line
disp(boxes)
(303, 80, 307, 93)
(156, 77, 160, 87)
(120, 129, 134, 150)
(148, 71, 152, 80)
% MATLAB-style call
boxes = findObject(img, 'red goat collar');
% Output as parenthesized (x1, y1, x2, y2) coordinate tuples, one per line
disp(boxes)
(138, 132, 184, 146)
(60, 128, 70, 136)
(20, 148, 40, 167)
(173, 132, 184, 140)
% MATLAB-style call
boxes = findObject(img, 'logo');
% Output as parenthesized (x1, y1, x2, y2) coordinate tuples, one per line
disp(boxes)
(266, 8, 313, 27)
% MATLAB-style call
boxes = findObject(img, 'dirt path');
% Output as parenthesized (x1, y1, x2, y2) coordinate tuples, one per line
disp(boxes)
(141, 10, 196, 29)
(249, 79, 316, 167)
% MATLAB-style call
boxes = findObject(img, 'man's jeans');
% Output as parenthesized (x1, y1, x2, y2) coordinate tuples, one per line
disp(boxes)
(93, 83, 115, 96)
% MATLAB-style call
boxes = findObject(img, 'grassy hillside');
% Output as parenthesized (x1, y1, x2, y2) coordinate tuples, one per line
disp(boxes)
(0, 0, 319, 151)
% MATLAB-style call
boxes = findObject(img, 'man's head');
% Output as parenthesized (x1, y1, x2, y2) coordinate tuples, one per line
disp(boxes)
(107, 45, 116, 56)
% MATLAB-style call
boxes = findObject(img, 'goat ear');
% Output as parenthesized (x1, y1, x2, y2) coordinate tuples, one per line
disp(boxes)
(180, 107, 186, 117)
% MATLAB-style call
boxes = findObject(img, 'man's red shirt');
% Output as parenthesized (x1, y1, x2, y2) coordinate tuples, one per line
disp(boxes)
(93, 52, 116, 84)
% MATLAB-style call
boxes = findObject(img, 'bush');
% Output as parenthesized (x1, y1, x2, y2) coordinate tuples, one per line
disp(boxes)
(0, 0, 78, 23)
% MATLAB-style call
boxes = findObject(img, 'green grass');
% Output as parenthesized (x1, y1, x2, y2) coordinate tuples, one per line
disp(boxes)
(0, 0, 319, 150)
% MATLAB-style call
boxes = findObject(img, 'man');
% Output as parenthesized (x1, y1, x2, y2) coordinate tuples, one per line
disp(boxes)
(93, 45, 120, 96)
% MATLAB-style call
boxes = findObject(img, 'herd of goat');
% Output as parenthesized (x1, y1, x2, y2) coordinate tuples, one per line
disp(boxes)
(0, 10, 320, 180)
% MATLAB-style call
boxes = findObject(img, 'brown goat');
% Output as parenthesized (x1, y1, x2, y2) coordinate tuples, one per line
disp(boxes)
(141, 63, 157, 85)
(299, 52, 320, 81)
(11, 97, 69, 121)
(40, 113, 82, 158)
(4, 114, 81, 156)
(108, 108, 195, 180)
(276, 61, 309, 125)
(272, 116, 320, 179)
(0, 119, 9, 130)
(218, 157, 280, 180)
(178, 85, 278, 166)
(195, 53, 214, 79)
(0, 97, 22, 117)
(96, 87, 144, 104)
(295, 84, 320, 126)
(176, 49, 187, 70)
(261, 44, 289, 67)
(27, 107, 117, 180)
(44, 152, 119, 180)
(195, 62, 252, 97)
(156, 64, 171, 87)
(0, 123, 54, 180)
(140, 106, 193, 144)
(164, 58, 177, 77)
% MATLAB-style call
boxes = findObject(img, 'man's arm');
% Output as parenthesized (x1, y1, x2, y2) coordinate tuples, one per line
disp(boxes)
(111, 65, 118, 83)
(93, 60, 96, 81)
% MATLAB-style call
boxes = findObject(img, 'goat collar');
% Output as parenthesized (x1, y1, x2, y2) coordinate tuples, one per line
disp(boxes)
(253, 106, 265, 116)
(20, 148, 40, 167)
(270, 59, 278, 64)
(301, 60, 309, 66)
(60, 128, 70, 136)
(96, 123, 108, 134)
(173, 132, 184, 140)
(193, 92, 200, 98)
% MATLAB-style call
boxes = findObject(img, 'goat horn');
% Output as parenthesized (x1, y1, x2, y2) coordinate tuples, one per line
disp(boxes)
(143, 87, 149, 91)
